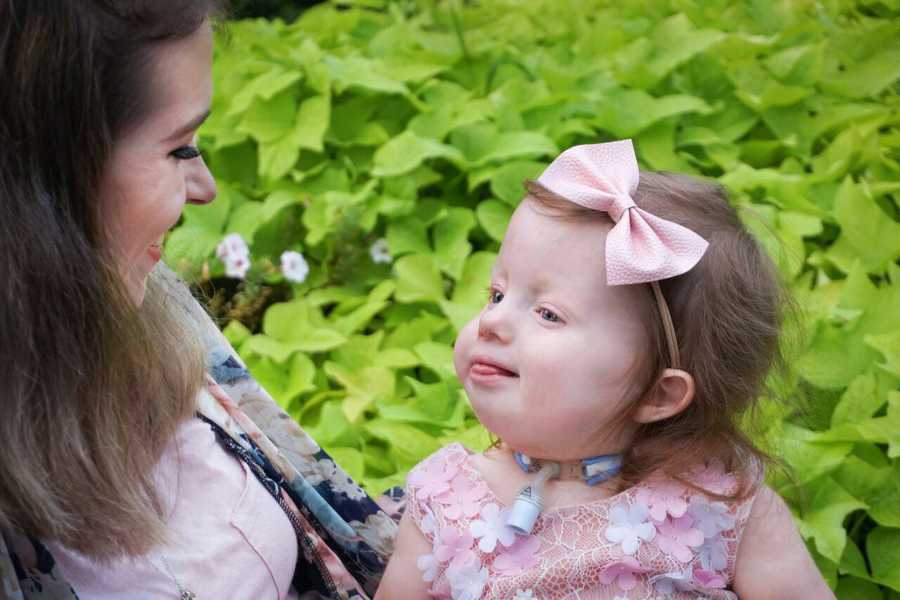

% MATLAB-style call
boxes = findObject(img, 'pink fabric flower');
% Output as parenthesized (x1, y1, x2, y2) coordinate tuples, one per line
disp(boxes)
(693, 568, 727, 589)
(469, 502, 516, 553)
(408, 458, 459, 502)
(493, 535, 541, 576)
(599, 556, 651, 591)
(433, 527, 475, 563)
(605, 503, 656, 555)
(656, 514, 704, 563)
(445, 552, 488, 600)
(635, 480, 688, 522)
(436, 473, 489, 521)
(690, 460, 737, 495)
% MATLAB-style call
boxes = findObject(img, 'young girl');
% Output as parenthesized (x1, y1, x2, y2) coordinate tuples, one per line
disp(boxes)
(376, 140, 831, 599)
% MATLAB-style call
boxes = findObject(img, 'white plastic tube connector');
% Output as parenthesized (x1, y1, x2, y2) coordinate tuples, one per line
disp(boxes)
(506, 462, 560, 535)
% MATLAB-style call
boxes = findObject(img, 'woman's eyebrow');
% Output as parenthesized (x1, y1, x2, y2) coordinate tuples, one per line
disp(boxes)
(163, 108, 211, 143)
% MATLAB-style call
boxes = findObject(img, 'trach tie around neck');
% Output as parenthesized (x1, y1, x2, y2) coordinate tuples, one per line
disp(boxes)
(507, 451, 623, 535)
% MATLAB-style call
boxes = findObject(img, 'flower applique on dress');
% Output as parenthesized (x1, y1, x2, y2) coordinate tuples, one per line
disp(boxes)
(404, 443, 761, 599)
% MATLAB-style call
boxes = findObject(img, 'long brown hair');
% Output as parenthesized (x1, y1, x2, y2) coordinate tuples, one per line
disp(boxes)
(525, 171, 789, 499)
(0, 0, 220, 559)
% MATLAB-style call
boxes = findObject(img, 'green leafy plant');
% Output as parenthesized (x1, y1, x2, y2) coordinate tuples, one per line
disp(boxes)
(165, 0, 900, 594)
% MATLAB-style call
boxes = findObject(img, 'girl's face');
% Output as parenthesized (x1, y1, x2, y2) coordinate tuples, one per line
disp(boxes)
(98, 22, 217, 304)
(453, 197, 649, 461)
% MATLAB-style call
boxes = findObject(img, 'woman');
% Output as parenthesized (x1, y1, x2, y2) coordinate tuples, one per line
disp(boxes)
(0, 1, 395, 598)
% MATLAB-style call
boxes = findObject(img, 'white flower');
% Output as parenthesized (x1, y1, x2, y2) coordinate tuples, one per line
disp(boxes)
(369, 238, 392, 264)
(514, 590, 536, 599)
(445, 554, 488, 600)
(216, 233, 250, 279)
(468, 502, 516, 553)
(417, 553, 439, 583)
(687, 496, 735, 538)
(604, 503, 656, 555)
(697, 535, 728, 571)
(649, 568, 694, 596)
(420, 507, 438, 537)
(280, 250, 309, 284)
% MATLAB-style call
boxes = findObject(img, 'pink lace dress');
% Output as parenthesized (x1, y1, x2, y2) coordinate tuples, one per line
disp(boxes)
(405, 443, 759, 600)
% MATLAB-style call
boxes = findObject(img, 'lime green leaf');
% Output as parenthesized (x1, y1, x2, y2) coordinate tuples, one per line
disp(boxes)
(832, 373, 883, 427)
(488, 160, 544, 205)
(414, 341, 456, 381)
(393, 254, 445, 303)
(797, 476, 867, 563)
(237, 89, 297, 144)
(778, 423, 852, 484)
(476, 200, 513, 242)
(867, 527, 900, 591)
(324, 55, 408, 95)
(864, 332, 900, 378)
(290, 94, 331, 153)
(433, 207, 476, 280)
(225, 190, 298, 245)
(592, 88, 712, 138)
(829, 177, 900, 274)
(372, 130, 464, 177)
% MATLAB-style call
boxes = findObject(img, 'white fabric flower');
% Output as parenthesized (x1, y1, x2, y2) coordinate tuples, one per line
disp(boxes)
(280, 250, 309, 284)
(416, 553, 439, 582)
(369, 238, 392, 264)
(697, 535, 728, 571)
(605, 503, 656, 555)
(445, 554, 488, 600)
(468, 502, 516, 553)
(650, 568, 694, 596)
(216, 233, 251, 279)
(514, 590, 536, 599)
(687, 496, 735, 538)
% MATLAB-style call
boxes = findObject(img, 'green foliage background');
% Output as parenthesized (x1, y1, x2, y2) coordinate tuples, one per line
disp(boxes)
(164, 0, 900, 595)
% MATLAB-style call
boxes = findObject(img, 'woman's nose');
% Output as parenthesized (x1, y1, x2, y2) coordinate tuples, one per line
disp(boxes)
(185, 156, 217, 205)
(477, 302, 513, 343)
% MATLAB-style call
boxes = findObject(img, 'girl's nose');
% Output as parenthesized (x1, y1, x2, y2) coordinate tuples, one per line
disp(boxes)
(477, 302, 513, 343)
(186, 156, 217, 205)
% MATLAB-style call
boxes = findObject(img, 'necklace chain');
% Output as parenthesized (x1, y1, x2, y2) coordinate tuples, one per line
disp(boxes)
(150, 554, 197, 600)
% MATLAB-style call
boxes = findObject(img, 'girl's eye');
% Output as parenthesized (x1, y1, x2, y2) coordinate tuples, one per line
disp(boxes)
(489, 289, 504, 304)
(171, 145, 201, 160)
(538, 308, 560, 323)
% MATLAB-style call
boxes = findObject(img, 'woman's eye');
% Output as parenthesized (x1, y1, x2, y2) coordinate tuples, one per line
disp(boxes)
(171, 145, 201, 160)
(538, 308, 560, 322)
(489, 289, 504, 304)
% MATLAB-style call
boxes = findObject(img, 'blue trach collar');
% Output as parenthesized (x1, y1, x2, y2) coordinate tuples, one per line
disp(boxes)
(513, 451, 624, 486)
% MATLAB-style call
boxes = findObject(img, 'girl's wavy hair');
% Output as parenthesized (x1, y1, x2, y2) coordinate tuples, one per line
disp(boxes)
(0, 0, 221, 559)
(523, 171, 793, 500)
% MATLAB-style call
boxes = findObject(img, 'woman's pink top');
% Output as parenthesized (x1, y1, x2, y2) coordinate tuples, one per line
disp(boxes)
(406, 443, 760, 600)
(47, 417, 299, 599)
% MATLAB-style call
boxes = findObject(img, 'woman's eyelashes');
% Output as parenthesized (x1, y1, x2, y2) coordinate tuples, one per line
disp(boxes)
(170, 144, 201, 160)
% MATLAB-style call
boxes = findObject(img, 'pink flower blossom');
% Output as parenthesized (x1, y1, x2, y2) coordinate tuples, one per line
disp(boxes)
(635, 480, 688, 522)
(690, 460, 737, 495)
(433, 527, 475, 563)
(599, 557, 651, 591)
(436, 474, 489, 521)
(693, 568, 727, 588)
(687, 496, 735, 538)
(408, 458, 459, 502)
(493, 535, 541, 576)
(469, 502, 516, 553)
(656, 514, 704, 563)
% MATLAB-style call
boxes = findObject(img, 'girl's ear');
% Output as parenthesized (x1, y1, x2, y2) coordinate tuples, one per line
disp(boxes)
(633, 369, 695, 424)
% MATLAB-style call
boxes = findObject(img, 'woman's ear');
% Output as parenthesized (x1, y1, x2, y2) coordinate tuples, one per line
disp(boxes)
(633, 369, 695, 424)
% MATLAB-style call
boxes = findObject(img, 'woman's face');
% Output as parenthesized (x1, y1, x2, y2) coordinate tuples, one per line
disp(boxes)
(98, 22, 216, 304)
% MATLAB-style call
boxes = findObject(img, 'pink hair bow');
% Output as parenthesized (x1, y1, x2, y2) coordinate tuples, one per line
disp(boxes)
(535, 139, 708, 285)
